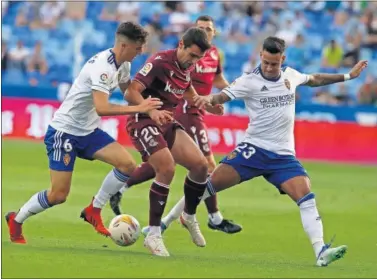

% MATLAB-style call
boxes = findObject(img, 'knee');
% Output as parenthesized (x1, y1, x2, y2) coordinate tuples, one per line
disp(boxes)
(192, 156, 209, 177)
(115, 159, 137, 175)
(48, 188, 69, 205)
(155, 160, 175, 181)
(206, 159, 216, 174)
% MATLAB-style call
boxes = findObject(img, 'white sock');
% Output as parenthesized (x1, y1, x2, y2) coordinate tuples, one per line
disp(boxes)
(162, 196, 185, 227)
(118, 185, 129, 195)
(299, 196, 325, 258)
(182, 211, 196, 222)
(93, 168, 129, 209)
(208, 211, 223, 225)
(148, 225, 161, 237)
(15, 190, 51, 223)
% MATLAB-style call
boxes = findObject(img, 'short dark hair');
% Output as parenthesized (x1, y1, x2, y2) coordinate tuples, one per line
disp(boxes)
(116, 22, 148, 44)
(262, 36, 286, 54)
(182, 27, 211, 52)
(195, 15, 214, 23)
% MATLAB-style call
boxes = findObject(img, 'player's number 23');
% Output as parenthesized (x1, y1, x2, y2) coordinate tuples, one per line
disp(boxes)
(235, 143, 255, 159)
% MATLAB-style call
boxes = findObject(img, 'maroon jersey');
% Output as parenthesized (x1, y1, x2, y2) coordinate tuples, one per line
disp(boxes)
(176, 46, 222, 116)
(132, 49, 194, 119)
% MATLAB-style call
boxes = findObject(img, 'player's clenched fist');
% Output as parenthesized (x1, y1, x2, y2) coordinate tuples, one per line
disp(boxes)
(193, 94, 212, 109)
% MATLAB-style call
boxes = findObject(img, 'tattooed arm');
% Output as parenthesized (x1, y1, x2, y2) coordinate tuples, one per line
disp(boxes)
(304, 60, 368, 87)
(209, 92, 232, 106)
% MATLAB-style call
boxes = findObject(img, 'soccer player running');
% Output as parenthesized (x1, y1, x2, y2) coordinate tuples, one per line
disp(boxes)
(196, 36, 368, 267)
(124, 27, 223, 256)
(110, 15, 242, 235)
(5, 22, 163, 243)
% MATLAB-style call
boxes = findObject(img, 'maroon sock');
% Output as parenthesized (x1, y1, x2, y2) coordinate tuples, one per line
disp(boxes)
(127, 162, 156, 187)
(149, 181, 169, 226)
(184, 176, 207, 215)
(204, 194, 219, 214)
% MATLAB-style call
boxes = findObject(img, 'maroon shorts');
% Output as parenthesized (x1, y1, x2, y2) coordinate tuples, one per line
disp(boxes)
(126, 117, 183, 162)
(175, 113, 212, 157)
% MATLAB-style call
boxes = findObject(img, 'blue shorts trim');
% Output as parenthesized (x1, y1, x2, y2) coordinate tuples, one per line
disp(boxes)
(44, 126, 115, 171)
(220, 142, 308, 194)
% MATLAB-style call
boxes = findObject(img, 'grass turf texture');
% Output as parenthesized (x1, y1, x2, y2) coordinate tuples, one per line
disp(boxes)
(2, 140, 377, 278)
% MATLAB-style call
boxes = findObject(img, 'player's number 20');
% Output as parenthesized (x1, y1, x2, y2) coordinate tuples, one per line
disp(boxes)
(235, 143, 255, 159)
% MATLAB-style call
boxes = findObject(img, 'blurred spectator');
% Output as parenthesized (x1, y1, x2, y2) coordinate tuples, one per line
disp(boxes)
(65, 2, 86, 20)
(2, 41, 9, 71)
(286, 34, 308, 69)
(330, 83, 353, 105)
(312, 87, 337, 105)
(362, 10, 377, 50)
(39, 1, 66, 29)
(99, 2, 118, 21)
(242, 55, 258, 73)
(15, 2, 42, 27)
(342, 14, 366, 67)
(321, 39, 344, 69)
(144, 14, 163, 55)
(275, 18, 299, 45)
(184, 2, 204, 15)
(117, 2, 139, 23)
(167, 2, 191, 34)
(8, 40, 30, 72)
(358, 75, 377, 105)
(27, 41, 48, 75)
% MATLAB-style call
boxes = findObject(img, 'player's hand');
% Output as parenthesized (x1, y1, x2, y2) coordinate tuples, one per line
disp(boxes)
(148, 109, 173, 126)
(205, 104, 224, 116)
(193, 95, 212, 109)
(349, 60, 368, 79)
(137, 97, 163, 113)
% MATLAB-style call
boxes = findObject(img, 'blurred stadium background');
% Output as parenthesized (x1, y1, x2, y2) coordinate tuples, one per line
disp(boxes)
(2, 2, 377, 278)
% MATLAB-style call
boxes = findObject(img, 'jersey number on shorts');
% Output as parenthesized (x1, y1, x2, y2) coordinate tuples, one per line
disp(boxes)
(235, 143, 255, 159)
(141, 126, 160, 143)
(63, 139, 73, 152)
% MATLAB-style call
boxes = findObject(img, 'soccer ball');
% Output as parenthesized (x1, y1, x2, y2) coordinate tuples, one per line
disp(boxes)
(108, 214, 141, 247)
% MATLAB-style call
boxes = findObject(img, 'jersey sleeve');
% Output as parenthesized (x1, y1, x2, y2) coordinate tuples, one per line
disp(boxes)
(133, 59, 162, 89)
(287, 67, 310, 85)
(118, 62, 131, 84)
(90, 64, 112, 94)
(222, 74, 250, 100)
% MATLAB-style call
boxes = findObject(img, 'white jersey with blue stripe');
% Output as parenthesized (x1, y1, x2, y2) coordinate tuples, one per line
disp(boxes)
(50, 49, 131, 136)
(223, 66, 309, 155)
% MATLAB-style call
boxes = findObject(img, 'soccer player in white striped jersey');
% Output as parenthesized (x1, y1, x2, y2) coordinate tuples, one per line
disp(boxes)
(194, 36, 368, 266)
(5, 22, 164, 243)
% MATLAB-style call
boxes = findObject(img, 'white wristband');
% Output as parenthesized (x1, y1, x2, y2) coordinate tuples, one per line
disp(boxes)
(344, 74, 351, 81)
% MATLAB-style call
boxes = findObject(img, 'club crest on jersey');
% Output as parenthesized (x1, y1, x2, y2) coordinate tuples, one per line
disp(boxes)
(226, 151, 237, 160)
(210, 50, 218, 60)
(63, 153, 71, 166)
(100, 73, 108, 82)
(284, 79, 291, 90)
(139, 63, 153, 76)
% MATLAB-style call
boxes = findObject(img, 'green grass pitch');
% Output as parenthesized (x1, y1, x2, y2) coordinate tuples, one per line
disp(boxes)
(2, 140, 377, 278)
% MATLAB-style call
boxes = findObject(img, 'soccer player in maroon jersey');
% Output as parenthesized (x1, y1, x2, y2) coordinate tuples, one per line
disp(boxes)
(124, 27, 222, 256)
(110, 16, 242, 235)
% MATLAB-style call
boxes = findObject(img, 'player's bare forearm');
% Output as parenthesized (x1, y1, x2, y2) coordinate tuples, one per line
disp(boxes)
(93, 91, 139, 116)
(183, 85, 199, 106)
(119, 80, 131, 94)
(210, 92, 231, 106)
(213, 73, 230, 90)
(124, 80, 147, 105)
(305, 74, 346, 87)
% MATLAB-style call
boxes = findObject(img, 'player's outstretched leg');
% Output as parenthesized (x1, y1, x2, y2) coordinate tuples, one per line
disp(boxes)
(170, 129, 209, 247)
(110, 162, 156, 216)
(6, 169, 72, 244)
(80, 142, 137, 237)
(142, 148, 175, 257)
(281, 176, 347, 266)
